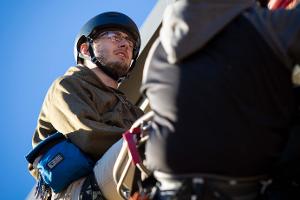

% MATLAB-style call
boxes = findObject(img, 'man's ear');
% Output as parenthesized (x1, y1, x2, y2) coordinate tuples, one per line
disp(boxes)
(80, 42, 90, 57)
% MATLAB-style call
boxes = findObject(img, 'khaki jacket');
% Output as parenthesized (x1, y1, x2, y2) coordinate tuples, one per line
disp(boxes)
(29, 65, 143, 178)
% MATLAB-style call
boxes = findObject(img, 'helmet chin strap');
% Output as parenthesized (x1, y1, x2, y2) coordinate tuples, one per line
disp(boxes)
(86, 37, 126, 83)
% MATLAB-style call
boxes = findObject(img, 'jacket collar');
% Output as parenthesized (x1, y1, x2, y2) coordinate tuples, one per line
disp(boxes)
(64, 65, 112, 91)
(160, 0, 256, 64)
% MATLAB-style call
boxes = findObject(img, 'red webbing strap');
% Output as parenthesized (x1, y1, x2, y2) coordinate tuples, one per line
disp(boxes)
(122, 127, 142, 165)
(269, 0, 294, 9)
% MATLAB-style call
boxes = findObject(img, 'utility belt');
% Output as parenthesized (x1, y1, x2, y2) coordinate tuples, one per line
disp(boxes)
(152, 171, 270, 200)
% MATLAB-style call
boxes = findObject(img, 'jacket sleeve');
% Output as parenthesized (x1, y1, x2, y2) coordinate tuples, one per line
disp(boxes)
(268, 5, 300, 65)
(42, 76, 125, 160)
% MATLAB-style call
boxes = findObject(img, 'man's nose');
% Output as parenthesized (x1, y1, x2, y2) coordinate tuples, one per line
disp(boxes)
(118, 39, 130, 48)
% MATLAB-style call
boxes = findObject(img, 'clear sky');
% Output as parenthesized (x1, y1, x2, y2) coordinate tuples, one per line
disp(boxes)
(0, 1, 156, 199)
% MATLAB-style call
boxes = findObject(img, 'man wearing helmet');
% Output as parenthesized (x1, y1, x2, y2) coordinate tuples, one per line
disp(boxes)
(74, 11, 141, 83)
(27, 12, 143, 200)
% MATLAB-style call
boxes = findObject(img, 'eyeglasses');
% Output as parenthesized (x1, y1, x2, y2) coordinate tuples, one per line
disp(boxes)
(96, 31, 135, 49)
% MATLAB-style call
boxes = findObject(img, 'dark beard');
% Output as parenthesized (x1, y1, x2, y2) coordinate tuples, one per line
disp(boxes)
(97, 55, 129, 79)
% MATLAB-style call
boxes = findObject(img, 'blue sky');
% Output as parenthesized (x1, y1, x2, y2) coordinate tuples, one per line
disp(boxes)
(0, 1, 156, 199)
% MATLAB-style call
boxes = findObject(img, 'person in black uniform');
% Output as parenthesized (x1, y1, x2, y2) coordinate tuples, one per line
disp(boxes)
(141, 0, 300, 199)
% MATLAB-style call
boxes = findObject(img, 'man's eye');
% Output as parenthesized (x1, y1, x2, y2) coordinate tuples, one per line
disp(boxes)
(113, 36, 121, 42)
